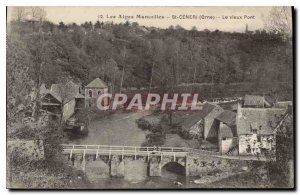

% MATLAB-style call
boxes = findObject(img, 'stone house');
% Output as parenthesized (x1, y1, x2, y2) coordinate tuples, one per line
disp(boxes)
(243, 95, 271, 108)
(85, 78, 108, 108)
(216, 110, 238, 155)
(236, 105, 286, 157)
(181, 102, 224, 141)
(40, 81, 85, 123)
(40, 90, 61, 114)
(50, 81, 85, 122)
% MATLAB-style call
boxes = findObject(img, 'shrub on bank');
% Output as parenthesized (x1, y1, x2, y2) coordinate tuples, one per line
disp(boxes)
(7, 121, 91, 188)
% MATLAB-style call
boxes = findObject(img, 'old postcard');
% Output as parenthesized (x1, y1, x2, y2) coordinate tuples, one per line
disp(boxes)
(6, 6, 294, 189)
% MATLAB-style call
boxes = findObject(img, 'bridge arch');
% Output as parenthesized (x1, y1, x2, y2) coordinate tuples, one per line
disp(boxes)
(161, 161, 186, 176)
(85, 159, 110, 181)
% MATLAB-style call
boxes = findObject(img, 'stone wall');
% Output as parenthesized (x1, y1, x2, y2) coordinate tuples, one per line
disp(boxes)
(186, 153, 241, 176)
(62, 99, 76, 121)
(7, 139, 44, 160)
(66, 153, 245, 179)
(239, 134, 276, 156)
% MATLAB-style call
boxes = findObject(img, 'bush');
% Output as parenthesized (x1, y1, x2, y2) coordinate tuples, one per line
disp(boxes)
(142, 132, 166, 147)
(7, 121, 91, 188)
(178, 129, 194, 140)
(150, 124, 163, 133)
(136, 117, 151, 130)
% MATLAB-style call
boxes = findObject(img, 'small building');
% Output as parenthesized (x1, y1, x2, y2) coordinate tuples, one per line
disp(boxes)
(181, 102, 224, 141)
(40, 91, 62, 116)
(273, 101, 293, 109)
(40, 81, 85, 122)
(243, 95, 271, 108)
(85, 78, 108, 108)
(50, 81, 85, 122)
(216, 110, 238, 155)
(236, 106, 286, 157)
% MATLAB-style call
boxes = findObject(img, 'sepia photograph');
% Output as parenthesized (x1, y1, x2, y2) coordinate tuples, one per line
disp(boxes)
(6, 6, 294, 189)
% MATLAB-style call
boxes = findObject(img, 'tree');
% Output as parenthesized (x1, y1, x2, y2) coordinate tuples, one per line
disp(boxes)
(165, 38, 180, 88)
(12, 7, 27, 22)
(30, 6, 46, 22)
(58, 21, 67, 32)
(132, 22, 139, 28)
(264, 6, 292, 38)
(124, 20, 130, 27)
(42, 21, 55, 32)
(119, 47, 127, 93)
(147, 39, 164, 92)
(82, 21, 93, 31)
(6, 36, 33, 124)
(70, 25, 84, 48)
(94, 20, 102, 29)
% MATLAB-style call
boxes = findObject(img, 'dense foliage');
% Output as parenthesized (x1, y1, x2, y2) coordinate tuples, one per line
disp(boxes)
(7, 20, 293, 95)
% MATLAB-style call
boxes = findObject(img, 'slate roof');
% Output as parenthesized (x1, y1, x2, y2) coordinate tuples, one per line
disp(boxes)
(46, 91, 62, 103)
(40, 84, 62, 103)
(50, 81, 83, 103)
(86, 78, 108, 88)
(243, 95, 271, 108)
(218, 100, 239, 111)
(216, 110, 236, 126)
(237, 108, 286, 135)
(182, 102, 223, 130)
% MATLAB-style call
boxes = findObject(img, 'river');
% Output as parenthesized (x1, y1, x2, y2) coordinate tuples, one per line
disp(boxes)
(66, 111, 206, 189)
(69, 111, 149, 146)
(65, 111, 257, 189)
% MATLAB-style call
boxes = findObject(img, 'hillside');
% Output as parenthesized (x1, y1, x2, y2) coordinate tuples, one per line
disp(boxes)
(7, 20, 293, 120)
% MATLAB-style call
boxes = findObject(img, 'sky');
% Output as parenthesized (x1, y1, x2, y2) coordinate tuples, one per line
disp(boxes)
(7, 6, 286, 32)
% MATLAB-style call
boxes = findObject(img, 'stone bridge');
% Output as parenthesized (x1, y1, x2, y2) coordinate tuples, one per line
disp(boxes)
(62, 144, 258, 177)
(62, 145, 190, 177)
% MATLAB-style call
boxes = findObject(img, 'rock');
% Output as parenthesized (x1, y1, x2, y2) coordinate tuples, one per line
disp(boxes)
(194, 179, 204, 184)
(241, 166, 248, 171)
(173, 181, 183, 186)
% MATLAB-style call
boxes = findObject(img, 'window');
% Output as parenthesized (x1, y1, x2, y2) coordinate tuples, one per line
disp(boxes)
(98, 90, 101, 95)
(89, 90, 92, 98)
(257, 136, 261, 142)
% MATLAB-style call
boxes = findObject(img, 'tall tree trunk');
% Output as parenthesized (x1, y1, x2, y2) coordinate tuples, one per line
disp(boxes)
(32, 62, 43, 121)
(120, 47, 126, 93)
(149, 62, 154, 93)
(190, 64, 197, 93)
(112, 68, 116, 94)
(120, 65, 125, 93)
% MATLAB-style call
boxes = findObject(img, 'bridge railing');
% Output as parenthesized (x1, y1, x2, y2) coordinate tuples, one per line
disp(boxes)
(61, 144, 191, 161)
(61, 144, 188, 152)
